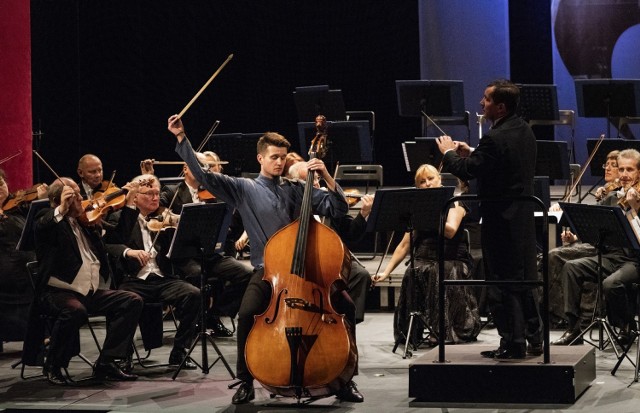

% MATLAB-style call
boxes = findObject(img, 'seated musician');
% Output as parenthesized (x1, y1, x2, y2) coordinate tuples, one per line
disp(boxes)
(371, 164, 481, 346)
(168, 115, 363, 404)
(553, 149, 640, 345)
(104, 174, 201, 369)
(141, 152, 252, 337)
(0, 170, 46, 343)
(287, 160, 373, 324)
(546, 150, 620, 327)
(77, 154, 106, 200)
(35, 177, 142, 385)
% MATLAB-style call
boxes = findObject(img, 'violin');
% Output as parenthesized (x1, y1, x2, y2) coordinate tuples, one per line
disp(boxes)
(197, 187, 216, 201)
(2, 183, 46, 211)
(146, 206, 180, 232)
(595, 179, 621, 202)
(618, 180, 640, 209)
(343, 188, 365, 207)
(79, 184, 128, 226)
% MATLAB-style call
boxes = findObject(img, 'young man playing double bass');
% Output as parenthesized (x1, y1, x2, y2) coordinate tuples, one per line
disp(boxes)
(167, 115, 364, 404)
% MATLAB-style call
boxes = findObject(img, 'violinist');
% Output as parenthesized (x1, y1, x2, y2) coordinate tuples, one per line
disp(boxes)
(104, 174, 201, 370)
(546, 150, 620, 326)
(168, 115, 363, 404)
(142, 152, 252, 338)
(553, 149, 640, 346)
(77, 154, 105, 200)
(34, 177, 143, 385)
(0, 169, 43, 344)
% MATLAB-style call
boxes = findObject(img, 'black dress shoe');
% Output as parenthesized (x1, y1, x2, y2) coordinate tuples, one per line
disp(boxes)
(232, 381, 255, 404)
(208, 317, 233, 337)
(43, 364, 68, 386)
(94, 360, 138, 381)
(494, 345, 526, 360)
(118, 356, 134, 374)
(551, 329, 583, 345)
(336, 380, 364, 403)
(480, 347, 503, 358)
(527, 342, 543, 356)
(169, 350, 197, 370)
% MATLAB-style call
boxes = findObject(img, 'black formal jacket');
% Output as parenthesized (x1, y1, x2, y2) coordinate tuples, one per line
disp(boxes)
(34, 208, 113, 291)
(443, 113, 537, 281)
(105, 206, 177, 281)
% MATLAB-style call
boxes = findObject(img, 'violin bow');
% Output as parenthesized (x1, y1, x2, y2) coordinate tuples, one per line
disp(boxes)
(0, 150, 22, 166)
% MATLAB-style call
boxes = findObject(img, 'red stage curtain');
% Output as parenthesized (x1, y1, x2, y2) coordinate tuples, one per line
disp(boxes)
(0, 1, 32, 190)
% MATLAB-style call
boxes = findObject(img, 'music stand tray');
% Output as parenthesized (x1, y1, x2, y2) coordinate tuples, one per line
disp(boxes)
(168, 203, 236, 380)
(516, 84, 560, 122)
(293, 85, 347, 122)
(558, 203, 640, 352)
(366, 186, 455, 358)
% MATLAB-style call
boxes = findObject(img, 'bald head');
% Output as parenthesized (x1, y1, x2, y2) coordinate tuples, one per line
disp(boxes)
(77, 154, 103, 189)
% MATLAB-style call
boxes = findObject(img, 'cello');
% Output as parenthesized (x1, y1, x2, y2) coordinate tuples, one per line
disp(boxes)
(245, 116, 357, 400)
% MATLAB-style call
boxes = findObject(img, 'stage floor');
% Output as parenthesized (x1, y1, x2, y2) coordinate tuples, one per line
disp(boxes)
(1, 312, 640, 412)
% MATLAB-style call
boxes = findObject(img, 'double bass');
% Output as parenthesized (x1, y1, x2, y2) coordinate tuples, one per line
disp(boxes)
(245, 116, 356, 399)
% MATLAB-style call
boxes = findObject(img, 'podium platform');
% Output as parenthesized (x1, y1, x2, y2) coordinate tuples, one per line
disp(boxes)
(409, 344, 595, 405)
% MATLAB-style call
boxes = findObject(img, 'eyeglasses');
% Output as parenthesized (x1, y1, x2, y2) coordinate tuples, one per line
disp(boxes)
(139, 191, 160, 198)
(602, 162, 618, 169)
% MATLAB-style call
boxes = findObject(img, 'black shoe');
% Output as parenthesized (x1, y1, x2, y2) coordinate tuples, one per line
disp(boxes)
(480, 347, 503, 358)
(551, 329, 583, 345)
(494, 345, 526, 360)
(94, 360, 138, 381)
(118, 356, 134, 374)
(336, 380, 364, 403)
(169, 349, 197, 370)
(208, 317, 233, 337)
(43, 364, 68, 386)
(232, 381, 255, 404)
(527, 342, 544, 356)
(617, 329, 634, 346)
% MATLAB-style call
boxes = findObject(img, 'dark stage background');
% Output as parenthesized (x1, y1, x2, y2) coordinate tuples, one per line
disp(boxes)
(30, 1, 421, 186)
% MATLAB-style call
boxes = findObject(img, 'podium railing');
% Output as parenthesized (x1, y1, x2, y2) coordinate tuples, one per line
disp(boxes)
(436, 194, 550, 364)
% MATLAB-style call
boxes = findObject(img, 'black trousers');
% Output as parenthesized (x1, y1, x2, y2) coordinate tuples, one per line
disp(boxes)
(42, 287, 143, 368)
(119, 275, 200, 351)
(346, 260, 371, 324)
(235, 268, 357, 383)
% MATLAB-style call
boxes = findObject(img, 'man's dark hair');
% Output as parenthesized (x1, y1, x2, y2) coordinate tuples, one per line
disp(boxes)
(487, 79, 520, 114)
(257, 132, 291, 155)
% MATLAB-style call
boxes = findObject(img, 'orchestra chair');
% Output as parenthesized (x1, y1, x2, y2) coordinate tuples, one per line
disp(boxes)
(15, 261, 103, 380)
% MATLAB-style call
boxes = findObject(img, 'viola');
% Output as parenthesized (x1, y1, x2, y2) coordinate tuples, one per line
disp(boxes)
(197, 187, 216, 202)
(79, 184, 128, 226)
(618, 180, 640, 209)
(146, 206, 180, 232)
(245, 115, 356, 399)
(595, 179, 621, 202)
(2, 184, 45, 211)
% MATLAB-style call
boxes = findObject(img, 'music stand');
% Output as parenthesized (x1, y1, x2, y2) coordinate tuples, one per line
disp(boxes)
(16, 199, 49, 252)
(168, 203, 236, 380)
(297, 120, 372, 169)
(558, 203, 640, 353)
(401, 138, 444, 173)
(395, 80, 465, 136)
(575, 79, 640, 138)
(293, 85, 347, 122)
(206, 132, 261, 177)
(367, 186, 455, 358)
(516, 84, 559, 122)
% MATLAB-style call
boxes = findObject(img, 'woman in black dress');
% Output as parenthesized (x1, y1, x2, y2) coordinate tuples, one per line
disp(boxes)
(372, 164, 481, 345)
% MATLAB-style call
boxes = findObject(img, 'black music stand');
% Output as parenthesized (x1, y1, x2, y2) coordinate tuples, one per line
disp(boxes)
(516, 84, 560, 122)
(395, 80, 465, 136)
(206, 132, 261, 177)
(169, 203, 236, 380)
(293, 85, 347, 122)
(16, 199, 49, 252)
(576, 79, 640, 138)
(401, 138, 444, 173)
(367, 186, 455, 358)
(558, 203, 640, 353)
(297, 120, 372, 169)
